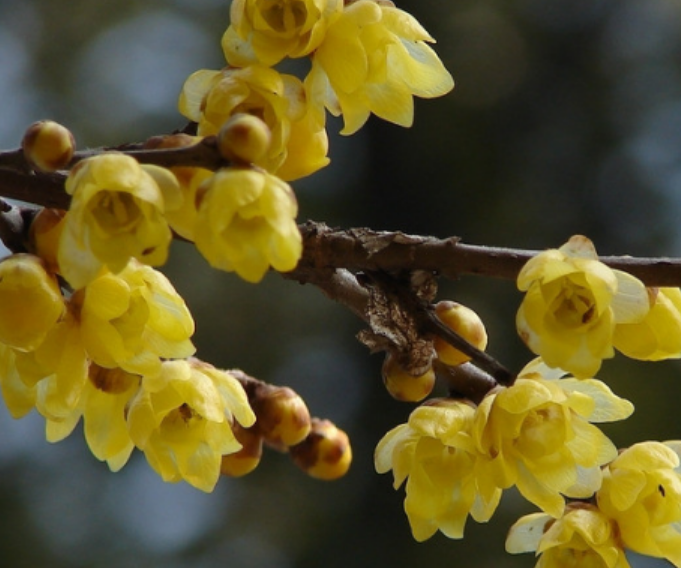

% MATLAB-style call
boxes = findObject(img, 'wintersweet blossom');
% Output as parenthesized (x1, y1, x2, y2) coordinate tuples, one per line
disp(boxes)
(73, 260, 195, 377)
(375, 359, 633, 541)
(58, 153, 180, 289)
(223, 0, 343, 66)
(597, 441, 681, 567)
(471, 359, 633, 518)
(127, 359, 256, 492)
(0, 254, 65, 352)
(79, 365, 140, 471)
(178, 66, 329, 180)
(193, 167, 302, 283)
(613, 287, 681, 361)
(307, 0, 454, 135)
(374, 399, 491, 541)
(516, 235, 650, 378)
(506, 505, 632, 568)
(12, 312, 89, 420)
(40, 364, 140, 474)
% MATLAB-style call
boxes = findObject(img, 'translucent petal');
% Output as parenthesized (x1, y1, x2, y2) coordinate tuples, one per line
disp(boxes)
(560, 378, 634, 422)
(178, 69, 221, 121)
(389, 39, 453, 98)
(610, 270, 650, 324)
(506, 512, 552, 553)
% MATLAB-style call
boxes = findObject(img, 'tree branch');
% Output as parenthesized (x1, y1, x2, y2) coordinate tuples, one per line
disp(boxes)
(295, 222, 681, 286)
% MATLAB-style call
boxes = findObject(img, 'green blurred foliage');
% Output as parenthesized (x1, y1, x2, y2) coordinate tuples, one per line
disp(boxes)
(0, 0, 680, 566)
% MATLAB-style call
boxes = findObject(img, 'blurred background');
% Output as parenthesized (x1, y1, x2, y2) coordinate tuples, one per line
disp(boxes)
(1, 0, 680, 566)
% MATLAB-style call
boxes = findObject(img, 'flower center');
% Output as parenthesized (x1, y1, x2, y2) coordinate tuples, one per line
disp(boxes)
(549, 283, 596, 329)
(91, 191, 142, 235)
(89, 364, 139, 394)
(258, 0, 308, 33)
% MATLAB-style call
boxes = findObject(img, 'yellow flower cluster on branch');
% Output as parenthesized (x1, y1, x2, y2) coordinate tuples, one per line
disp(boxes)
(182, 0, 454, 165)
(507, 441, 681, 568)
(0, 252, 257, 491)
(9, 2, 681, 566)
(371, 233, 681, 566)
(375, 358, 633, 541)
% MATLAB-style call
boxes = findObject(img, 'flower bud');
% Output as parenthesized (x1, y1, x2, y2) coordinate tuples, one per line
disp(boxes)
(382, 352, 435, 402)
(217, 113, 272, 164)
(432, 301, 488, 366)
(251, 384, 311, 448)
(220, 423, 263, 477)
(22, 120, 75, 172)
(28, 208, 66, 273)
(290, 418, 352, 480)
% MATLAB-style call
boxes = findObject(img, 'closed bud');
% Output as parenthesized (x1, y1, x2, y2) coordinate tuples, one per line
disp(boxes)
(28, 208, 67, 273)
(22, 120, 75, 172)
(382, 352, 435, 402)
(252, 384, 311, 448)
(220, 423, 263, 477)
(290, 418, 352, 480)
(432, 301, 488, 366)
(217, 113, 271, 165)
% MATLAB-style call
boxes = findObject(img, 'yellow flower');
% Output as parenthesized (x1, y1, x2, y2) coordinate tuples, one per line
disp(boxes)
(307, 0, 454, 135)
(13, 311, 89, 420)
(59, 153, 180, 289)
(471, 359, 633, 518)
(613, 287, 681, 361)
(74, 260, 195, 376)
(517, 235, 650, 378)
(179, 66, 329, 180)
(80, 365, 139, 471)
(374, 399, 490, 541)
(193, 167, 302, 283)
(41, 364, 140, 473)
(126, 359, 256, 492)
(506, 505, 632, 568)
(223, 0, 343, 66)
(597, 441, 681, 567)
(0, 254, 65, 352)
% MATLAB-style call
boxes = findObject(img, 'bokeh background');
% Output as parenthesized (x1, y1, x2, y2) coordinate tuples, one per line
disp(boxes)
(1, 0, 680, 566)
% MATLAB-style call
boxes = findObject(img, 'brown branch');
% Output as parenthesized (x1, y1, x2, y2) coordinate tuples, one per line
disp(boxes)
(0, 134, 227, 178)
(69, 136, 229, 171)
(283, 263, 505, 397)
(2, 138, 681, 288)
(0, 169, 69, 209)
(433, 361, 499, 405)
(421, 306, 514, 385)
(296, 223, 681, 287)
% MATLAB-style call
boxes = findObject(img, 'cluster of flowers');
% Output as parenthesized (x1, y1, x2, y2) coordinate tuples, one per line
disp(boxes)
(175, 0, 453, 280)
(375, 235, 681, 567)
(0, 246, 253, 492)
(1, 0, 453, 490)
(0, 247, 350, 490)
